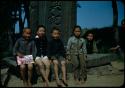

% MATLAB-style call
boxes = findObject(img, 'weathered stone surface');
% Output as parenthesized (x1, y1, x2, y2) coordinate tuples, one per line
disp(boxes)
(87, 64, 123, 76)
(29, 1, 76, 45)
(1, 68, 8, 85)
(1, 68, 124, 87)
(1, 54, 124, 87)
(29, 1, 39, 35)
(86, 53, 118, 67)
(2, 57, 16, 67)
(111, 61, 124, 71)
(2, 53, 119, 74)
(66, 53, 119, 72)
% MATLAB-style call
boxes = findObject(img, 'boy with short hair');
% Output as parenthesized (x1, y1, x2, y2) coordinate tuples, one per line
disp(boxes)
(13, 28, 36, 87)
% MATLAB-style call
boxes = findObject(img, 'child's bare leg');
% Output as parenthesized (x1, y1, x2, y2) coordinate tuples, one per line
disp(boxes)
(42, 59, 50, 86)
(45, 61, 50, 81)
(61, 61, 66, 81)
(43, 60, 50, 80)
(20, 64, 27, 87)
(61, 60, 68, 86)
(74, 69, 80, 85)
(27, 63, 33, 87)
(53, 60, 61, 85)
(35, 59, 47, 83)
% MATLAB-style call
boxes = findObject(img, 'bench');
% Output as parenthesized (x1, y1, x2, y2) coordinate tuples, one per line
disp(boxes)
(1, 56, 39, 87)
(66, 53, 118, 72)
(1, 57, 20, 87)
(1, 53, 118, 86)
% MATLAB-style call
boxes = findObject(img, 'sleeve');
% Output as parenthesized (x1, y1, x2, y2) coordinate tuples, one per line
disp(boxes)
(31, 41, 37, 58)
(93, 41, 98, 53)
(82, 39, 87, 54)
(46, 41, 51, 58)
(45, 38, 48, 51)
(34, 38, 38, 50)
(13, 39, 19, 56)
(60, 40, 66, 58)
(66, 37, 72, 55)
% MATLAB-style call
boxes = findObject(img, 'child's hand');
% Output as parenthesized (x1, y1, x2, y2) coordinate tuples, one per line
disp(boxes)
(84, 54, 87, 61)
(17, 52, 24, 58)
(66, 55, 71, 62)
(65, 59, 69, 63)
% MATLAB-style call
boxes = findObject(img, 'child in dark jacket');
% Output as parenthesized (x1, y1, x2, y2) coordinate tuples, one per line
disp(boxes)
(47, 27, 68, 87)
(34, 25, 50, 87)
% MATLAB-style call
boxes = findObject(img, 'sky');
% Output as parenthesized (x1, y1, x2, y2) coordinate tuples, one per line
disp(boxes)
(77, 1, 124, 29)
(15, 7, 28, 33)
(15, 1, 124, 33)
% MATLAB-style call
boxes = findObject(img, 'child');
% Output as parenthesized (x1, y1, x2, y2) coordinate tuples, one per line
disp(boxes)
(13, 28, 36, 87)
(47, 27, 68, 87)
(34, 25, 50, 87)
(67, 25, 87, 84)
(84, 31, 98, 54)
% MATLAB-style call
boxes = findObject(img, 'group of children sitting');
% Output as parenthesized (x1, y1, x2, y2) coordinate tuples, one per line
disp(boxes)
(13, 25, 98, 87)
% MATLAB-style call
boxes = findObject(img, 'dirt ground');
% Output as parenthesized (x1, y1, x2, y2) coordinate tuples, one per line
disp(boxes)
(1, 60, 124, 87)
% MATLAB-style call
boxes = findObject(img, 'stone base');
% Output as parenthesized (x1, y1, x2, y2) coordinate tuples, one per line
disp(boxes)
(66, 53, 119, 73)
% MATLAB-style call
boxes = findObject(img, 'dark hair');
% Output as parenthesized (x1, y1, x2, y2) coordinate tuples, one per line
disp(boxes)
(83, 30, 95, 40)
(51, 26, 61, 33)
(36, 25, 46, 33)
(23, 27, 31, 33)
(36, 25, 47, 39)
(71, 25, 82, 36)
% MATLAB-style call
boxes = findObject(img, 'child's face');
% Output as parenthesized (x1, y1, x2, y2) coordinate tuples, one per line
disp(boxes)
(86, 33, 94, 41)
(52, 30, 60, 39)
(23, 29, 31, 40)
(37, 27, 45, 37)
(74, 28, 81, 37)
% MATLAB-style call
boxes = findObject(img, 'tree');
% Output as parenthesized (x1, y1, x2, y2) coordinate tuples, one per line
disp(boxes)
(112, 0, 124, 59)
(112, 0, 119, 44)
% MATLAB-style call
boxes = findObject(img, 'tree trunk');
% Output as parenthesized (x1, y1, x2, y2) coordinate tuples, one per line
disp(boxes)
(112, 0, 119, 44)
(112, 0, 124, 59)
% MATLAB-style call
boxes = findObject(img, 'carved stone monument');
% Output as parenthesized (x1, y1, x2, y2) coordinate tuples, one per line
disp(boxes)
(29, 1, 76, 45)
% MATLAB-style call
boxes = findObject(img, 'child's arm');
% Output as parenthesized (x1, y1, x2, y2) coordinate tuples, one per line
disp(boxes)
(82, 39, 87, 59)
(31, 41, 37, 59)
(82, 39, 87, 54)
(60, 40, 66, 58)
(66, 37, 72, 55)
(46, 41, 51, 59)
(93, 41, 98, 53)
(66, 37, 72, 61)
(13, 39, 23, 57)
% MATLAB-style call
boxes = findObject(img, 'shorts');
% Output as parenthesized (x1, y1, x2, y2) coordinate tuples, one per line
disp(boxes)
(51, 56, 65, 61)
(17, 55, 34, 65)
(35, 56, 48, 61)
